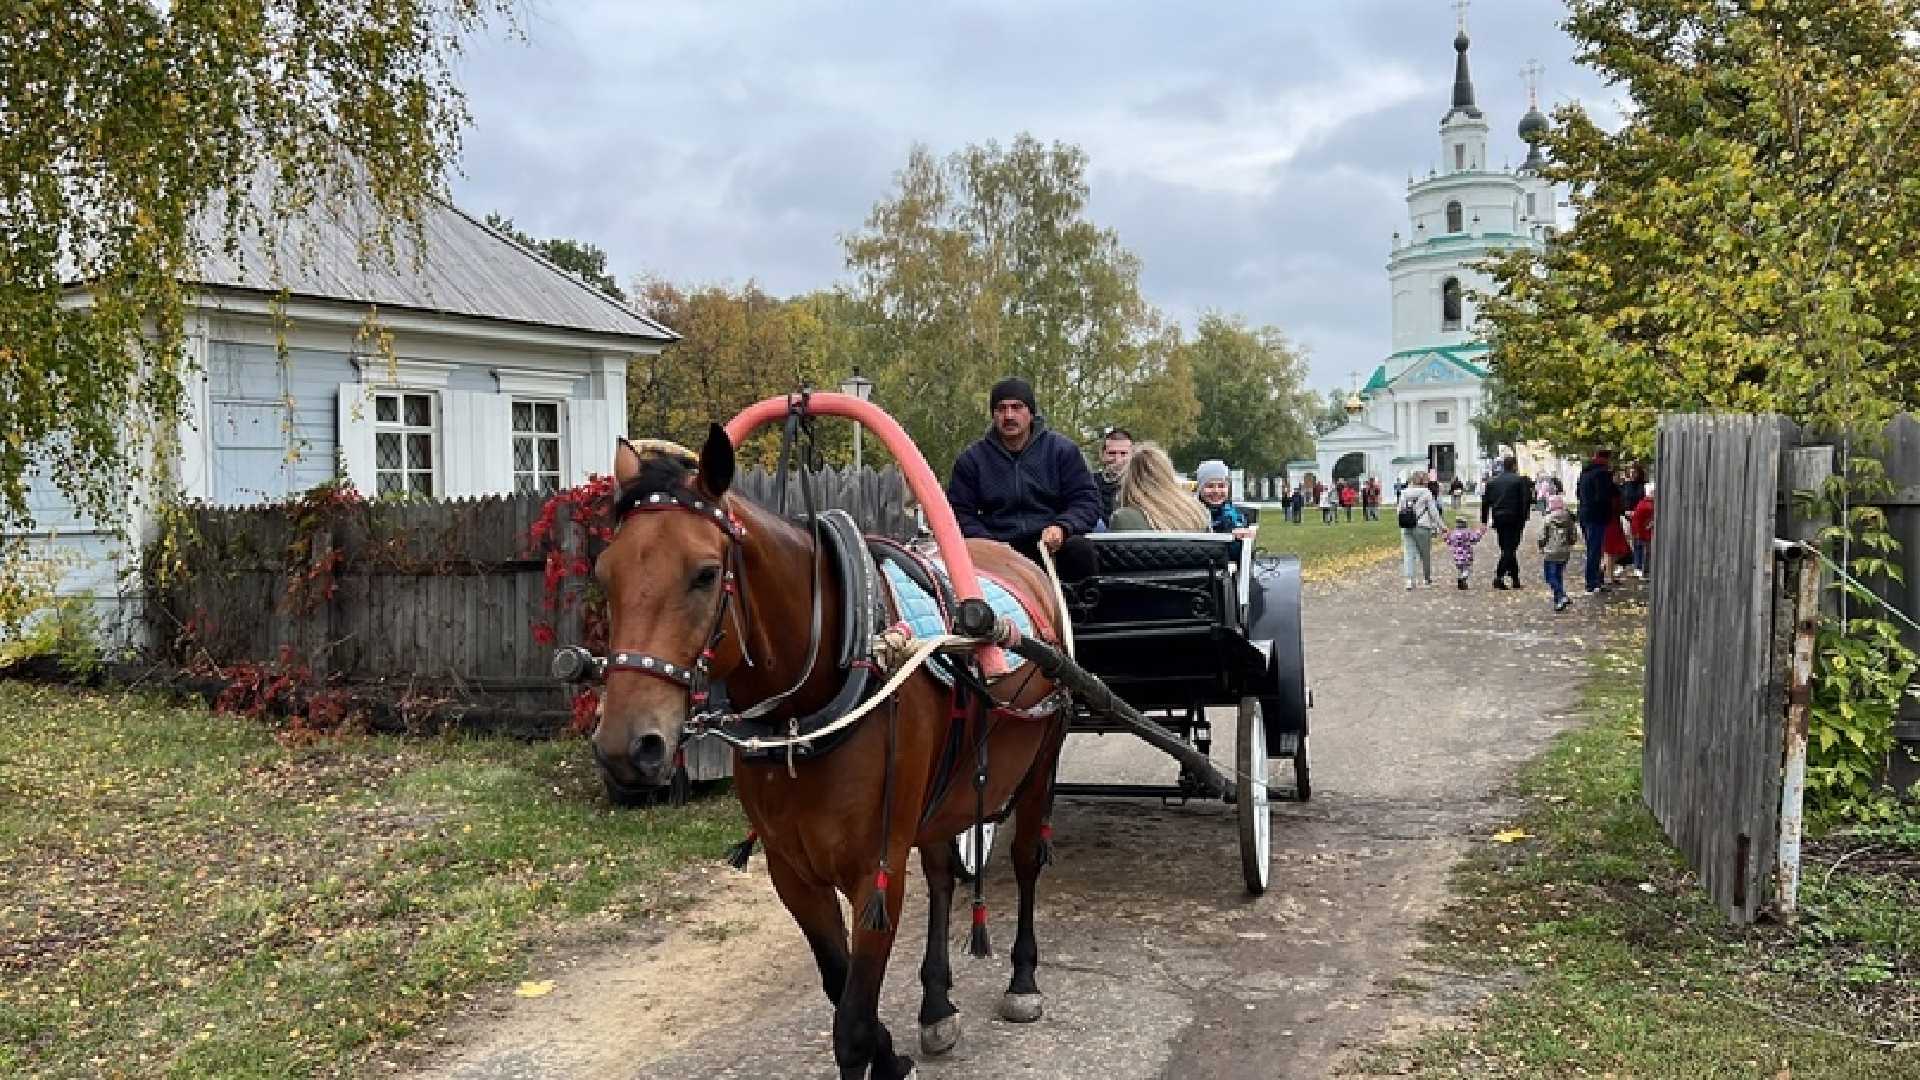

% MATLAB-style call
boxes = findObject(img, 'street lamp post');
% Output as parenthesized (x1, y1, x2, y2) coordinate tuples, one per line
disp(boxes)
(839, 367, 874, 470)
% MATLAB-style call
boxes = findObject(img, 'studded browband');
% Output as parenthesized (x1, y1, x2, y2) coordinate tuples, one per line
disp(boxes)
(604, 487, 746, 695)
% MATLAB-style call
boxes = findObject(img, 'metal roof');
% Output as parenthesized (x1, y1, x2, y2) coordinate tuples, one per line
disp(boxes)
(188, 185, 676, 344)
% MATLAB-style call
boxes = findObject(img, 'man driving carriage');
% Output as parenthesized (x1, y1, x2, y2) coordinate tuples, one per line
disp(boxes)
(946, 376, 1102, 582)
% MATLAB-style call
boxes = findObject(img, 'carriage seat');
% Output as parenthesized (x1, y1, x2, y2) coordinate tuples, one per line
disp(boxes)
(1072, 532, 1241, 631)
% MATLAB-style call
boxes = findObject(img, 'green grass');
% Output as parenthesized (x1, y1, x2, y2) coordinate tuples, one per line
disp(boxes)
(1350, 643, 1920, 1078)
(1254, 512, 1406, 580)
(0, 682, 744, 1078)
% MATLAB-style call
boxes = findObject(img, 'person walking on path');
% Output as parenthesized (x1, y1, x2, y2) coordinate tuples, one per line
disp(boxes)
(1479, 455, 1533, 590)
(1340, 481, 1357, 522)
(1362, 477, 1380, 521)
(1619, 462, 1647, 516)
(1575, 449, 1618, 594)
(1537, 494, 1578, 611)
(1534, 474, 1553, 512)
(1442, 515, 1487, 589)
(1319, 482, 1337, 524)
(1449, 476, 1466, 510)
(1288, 481, 1305, 524)
(1629, 482, 1656, 579)
(1397, 469, 1447, 590)
(1602, 470, 1633, 584)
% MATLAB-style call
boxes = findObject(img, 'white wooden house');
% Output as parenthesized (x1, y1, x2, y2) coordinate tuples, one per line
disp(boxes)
(21, 194, 675, 638)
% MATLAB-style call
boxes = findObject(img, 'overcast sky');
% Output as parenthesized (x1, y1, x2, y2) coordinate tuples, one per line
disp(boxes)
(451, 0, 1622, 395)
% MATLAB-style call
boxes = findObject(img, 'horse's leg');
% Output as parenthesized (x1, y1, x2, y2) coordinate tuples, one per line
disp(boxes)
(766, 851, 850, 1007)
(1000, 727, 1066, 1024)
(915, 839, 961, 1056)
(834, 866, 913, 1080)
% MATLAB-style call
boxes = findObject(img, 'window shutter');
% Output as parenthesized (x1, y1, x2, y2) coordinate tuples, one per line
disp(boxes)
(335, 383, 376, 495)
(567, 397, 611, 486)
(442, 390, 513, 497)
(475, 393, 513, 494)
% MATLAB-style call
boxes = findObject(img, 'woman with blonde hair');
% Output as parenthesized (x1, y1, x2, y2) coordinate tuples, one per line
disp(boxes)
(1109, 442, 1210, 532)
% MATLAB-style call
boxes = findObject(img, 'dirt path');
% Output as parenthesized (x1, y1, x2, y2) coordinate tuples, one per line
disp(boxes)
(414, 538, 1643, 1079)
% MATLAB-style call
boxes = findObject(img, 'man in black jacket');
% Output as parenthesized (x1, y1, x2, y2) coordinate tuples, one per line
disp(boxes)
(1575, 449, 1618, 593)
(1479, 455, 1533, 589)
(946, 377, 1103, 580)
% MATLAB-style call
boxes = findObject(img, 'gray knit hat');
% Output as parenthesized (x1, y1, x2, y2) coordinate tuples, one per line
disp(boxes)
(1195, 460, 1230, 485)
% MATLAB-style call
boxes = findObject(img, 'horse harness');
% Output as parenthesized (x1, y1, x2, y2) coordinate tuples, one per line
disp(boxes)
(610, 476, 1067, 756)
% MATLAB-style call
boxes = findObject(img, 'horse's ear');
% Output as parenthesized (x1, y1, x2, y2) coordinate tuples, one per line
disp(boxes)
(614, 438, 643, 489)
(697, 424, 735, 498)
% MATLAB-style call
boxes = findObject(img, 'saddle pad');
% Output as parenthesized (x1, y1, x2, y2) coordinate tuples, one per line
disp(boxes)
(878, 558, 1034, 676)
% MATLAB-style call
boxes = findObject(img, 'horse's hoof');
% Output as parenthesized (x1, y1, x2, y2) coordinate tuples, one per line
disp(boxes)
(998, 991, 1044, 1023)
(919, 1015, 961, 1056)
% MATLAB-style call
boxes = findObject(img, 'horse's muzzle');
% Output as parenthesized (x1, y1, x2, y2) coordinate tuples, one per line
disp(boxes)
(592, 727, 676, 791)
(628, 732, 671, 780)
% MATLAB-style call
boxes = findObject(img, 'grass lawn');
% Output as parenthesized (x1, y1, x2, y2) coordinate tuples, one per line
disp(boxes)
(1351, 639, 1920, 1077)
(0, 682, 744, 1078)
(1255, 511, 1410, 581)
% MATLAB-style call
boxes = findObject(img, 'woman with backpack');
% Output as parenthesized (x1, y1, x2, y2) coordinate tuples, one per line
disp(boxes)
(1397, 469, 1447, 589)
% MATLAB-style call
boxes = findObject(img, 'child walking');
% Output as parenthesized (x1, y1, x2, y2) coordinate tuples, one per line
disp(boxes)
(1537, 494, 1578, 611)
(1441, 516, 1487, 589)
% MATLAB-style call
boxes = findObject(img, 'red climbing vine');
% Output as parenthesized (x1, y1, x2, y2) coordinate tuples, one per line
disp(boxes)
(527, 475, 616, 732)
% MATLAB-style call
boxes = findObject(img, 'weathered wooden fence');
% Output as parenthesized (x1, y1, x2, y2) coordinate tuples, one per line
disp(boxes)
(150, 466, 914, 752)
(1644, 413, 1920, 923)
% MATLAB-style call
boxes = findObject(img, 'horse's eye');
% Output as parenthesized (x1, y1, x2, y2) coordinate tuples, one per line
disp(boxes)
(691, 565, 721, 592)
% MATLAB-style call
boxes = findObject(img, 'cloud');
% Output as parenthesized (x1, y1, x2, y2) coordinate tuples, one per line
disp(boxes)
(450, 0, 1619, 394)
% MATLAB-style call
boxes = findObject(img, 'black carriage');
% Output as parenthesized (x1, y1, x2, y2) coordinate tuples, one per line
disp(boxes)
(1054, 524, 1311, 895)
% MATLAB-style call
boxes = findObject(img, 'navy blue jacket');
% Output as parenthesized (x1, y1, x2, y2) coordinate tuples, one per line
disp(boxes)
(1575, 462, 1617, 525)
(947, 419, 1104, 543)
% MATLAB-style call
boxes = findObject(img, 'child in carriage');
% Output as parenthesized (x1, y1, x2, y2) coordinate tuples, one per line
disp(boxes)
(1195, 459, 1255, 560)
(1442, 515, 1487, 589)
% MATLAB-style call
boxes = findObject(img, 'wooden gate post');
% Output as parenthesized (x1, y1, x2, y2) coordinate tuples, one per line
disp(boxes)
(1775, 546, 1822, 922)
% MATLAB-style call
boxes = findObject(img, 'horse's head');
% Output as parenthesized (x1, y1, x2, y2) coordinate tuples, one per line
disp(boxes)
(592, 424, 738, 790)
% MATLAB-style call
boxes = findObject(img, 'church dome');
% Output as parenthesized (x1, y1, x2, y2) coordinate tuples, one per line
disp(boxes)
(1518, 106, 1549, 142)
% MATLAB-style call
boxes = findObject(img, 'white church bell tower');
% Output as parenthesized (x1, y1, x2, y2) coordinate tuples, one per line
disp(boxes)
(1301, 2, 1559, 491)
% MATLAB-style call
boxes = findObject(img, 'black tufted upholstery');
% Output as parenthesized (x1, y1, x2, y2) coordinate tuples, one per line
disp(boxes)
(1087, 533, 1233, 574)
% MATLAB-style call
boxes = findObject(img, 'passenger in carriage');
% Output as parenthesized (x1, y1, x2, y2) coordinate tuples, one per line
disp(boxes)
(1195, 460, 1257, 561)
(947, 376, 1104, 581)
(1106, 442, 1210, 532)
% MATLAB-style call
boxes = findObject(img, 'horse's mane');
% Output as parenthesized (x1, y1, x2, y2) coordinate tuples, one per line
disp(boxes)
(611, 439, 700, 519)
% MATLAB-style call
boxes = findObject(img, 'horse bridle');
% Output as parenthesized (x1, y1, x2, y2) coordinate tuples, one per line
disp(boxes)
(606, 481, 829, 732)
(604, 487, 748, 716)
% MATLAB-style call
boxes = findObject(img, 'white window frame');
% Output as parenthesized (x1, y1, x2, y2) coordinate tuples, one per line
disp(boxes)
(511, 398, 567, 496)
(373, 389, 441, 498)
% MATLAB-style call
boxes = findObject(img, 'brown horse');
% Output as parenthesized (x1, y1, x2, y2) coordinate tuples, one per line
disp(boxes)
(592, 426, 1070, 1079)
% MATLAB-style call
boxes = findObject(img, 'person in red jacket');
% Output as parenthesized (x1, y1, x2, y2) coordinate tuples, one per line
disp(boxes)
(1629, 483, 1656, 579)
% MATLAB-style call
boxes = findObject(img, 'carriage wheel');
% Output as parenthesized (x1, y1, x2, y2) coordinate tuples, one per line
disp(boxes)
(1293, 734, 1311, 802)
(1237, 696, 1272, 895)
(953, 821, 998, 883)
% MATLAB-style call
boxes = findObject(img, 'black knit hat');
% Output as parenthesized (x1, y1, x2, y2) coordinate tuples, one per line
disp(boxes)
(990, 376, 1036, 413)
